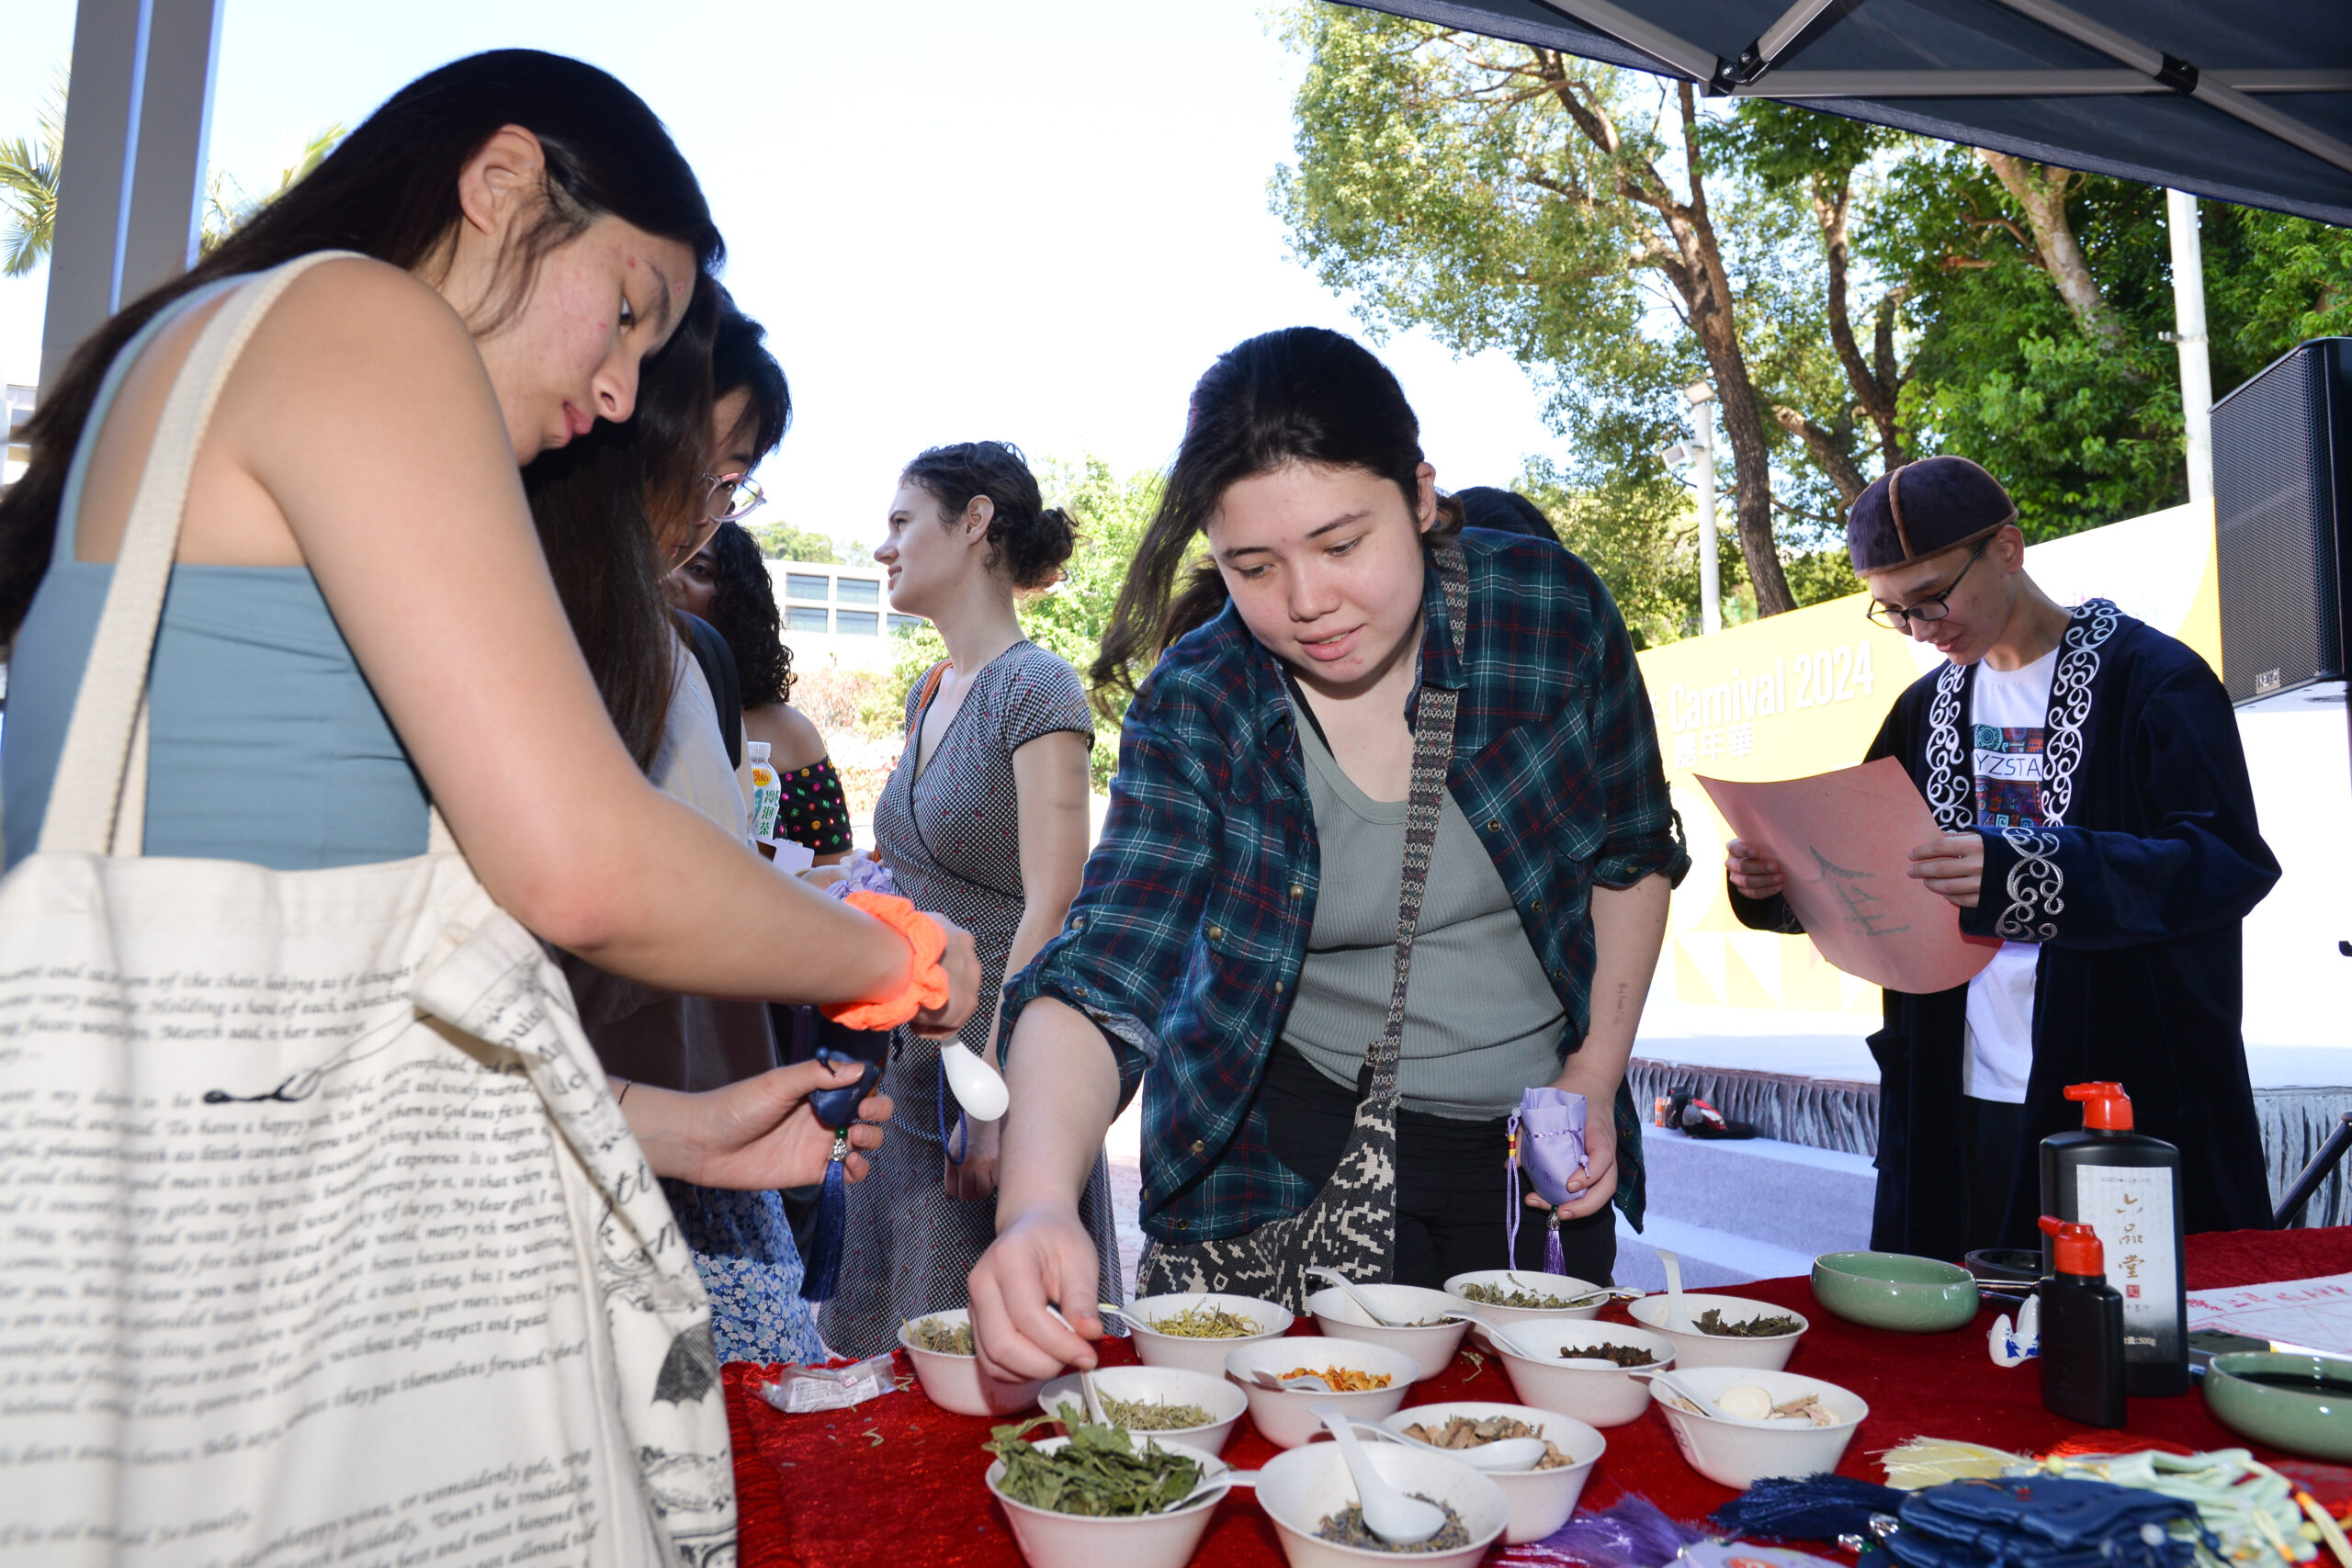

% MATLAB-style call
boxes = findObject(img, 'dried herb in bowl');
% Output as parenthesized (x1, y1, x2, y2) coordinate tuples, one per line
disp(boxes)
(1146, 1303, 1261, 1338)
(908, 1316, 975, 1355)
(987, 1415, 1205, 1517)
(1400, 1415, 1573, 1470)
(1457, 1281, 1589, 1310)
(1692, 1307, 1803, 1337)
(1561, 1341, 1657, 1367)
(1317, 1496, 1472, 1552)
(1056, 1396, 1216, 1433)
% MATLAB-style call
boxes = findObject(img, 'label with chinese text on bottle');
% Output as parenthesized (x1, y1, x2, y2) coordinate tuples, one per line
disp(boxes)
(2075, 1164, 2181, 1359)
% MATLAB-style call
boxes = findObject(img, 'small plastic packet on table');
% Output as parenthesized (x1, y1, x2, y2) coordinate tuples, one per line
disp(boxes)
(760, 1352, 899, 1414)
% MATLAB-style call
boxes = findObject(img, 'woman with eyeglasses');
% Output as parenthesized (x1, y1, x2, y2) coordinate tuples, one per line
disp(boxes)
(817, 441, 1125, 1358)
(663, 303, 853, 867)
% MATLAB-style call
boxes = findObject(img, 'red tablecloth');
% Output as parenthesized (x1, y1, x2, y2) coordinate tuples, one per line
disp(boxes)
(724, 1228, 2352, 1568)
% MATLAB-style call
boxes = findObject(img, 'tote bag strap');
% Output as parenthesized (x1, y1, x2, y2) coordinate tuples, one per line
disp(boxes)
(36, 252, 458, 860)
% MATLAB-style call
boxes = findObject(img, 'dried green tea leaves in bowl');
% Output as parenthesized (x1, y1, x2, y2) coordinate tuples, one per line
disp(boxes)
(908, 1316, 975, 1355)
(1457, 1281, 1589, 1310)
(1147, 1303, 1261, 1338)
(1693, 1308, 1803, 1337)
(1564, 1341, 1657, 1367)
(1400, 1415, 1574, 1470)
(1057, 1396, 1216, 1433)
(1317, 1496, 1472, 1553)
(988, 1415, 1204, 1517)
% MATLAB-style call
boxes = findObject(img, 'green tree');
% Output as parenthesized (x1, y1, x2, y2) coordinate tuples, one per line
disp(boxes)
(0, 65, 66, 278)
(1275, 8, 1812, 612)
(200, 124, 344, 254)
(750, 522, 845, 563)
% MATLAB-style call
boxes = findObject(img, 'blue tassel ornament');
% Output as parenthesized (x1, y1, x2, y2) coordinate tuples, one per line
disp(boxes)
(1713, 1475, 1910, 1543)
(798, 1127, 850, 1303)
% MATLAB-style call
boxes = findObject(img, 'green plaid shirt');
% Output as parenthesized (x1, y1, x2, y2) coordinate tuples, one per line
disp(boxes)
(1002, 530, 1688, 1243)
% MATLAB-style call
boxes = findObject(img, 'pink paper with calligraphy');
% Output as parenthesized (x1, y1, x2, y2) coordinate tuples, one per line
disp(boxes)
(1699, 757, 2002, 993)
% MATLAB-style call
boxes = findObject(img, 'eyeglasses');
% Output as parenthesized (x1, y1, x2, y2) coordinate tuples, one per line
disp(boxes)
(1865, 538, 1989, 630)
(702, 472, 766, 525)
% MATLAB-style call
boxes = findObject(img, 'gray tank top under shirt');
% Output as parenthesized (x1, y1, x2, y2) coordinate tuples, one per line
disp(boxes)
(1281, 710, 1567, 1120)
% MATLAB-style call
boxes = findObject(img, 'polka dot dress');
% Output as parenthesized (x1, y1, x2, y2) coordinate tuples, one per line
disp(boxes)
(817, 641, 1125, 1357)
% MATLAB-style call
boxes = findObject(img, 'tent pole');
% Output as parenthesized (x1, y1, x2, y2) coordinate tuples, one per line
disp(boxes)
(2165, 190, 2213, 507)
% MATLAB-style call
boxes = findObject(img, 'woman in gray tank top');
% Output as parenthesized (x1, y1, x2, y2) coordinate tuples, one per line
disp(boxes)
(0, 52, 981, 1213)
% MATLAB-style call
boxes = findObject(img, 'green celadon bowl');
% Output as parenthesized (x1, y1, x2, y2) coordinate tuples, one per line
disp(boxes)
(2204, 1352, 2352, 1461)
(1810, 1251, 1980, 1334)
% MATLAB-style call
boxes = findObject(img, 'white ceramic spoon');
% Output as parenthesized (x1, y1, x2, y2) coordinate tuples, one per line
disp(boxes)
(940, 1043, 1009, 1122)
(1439, 1436, 1548, 1472)
(1657, 1249, 1695, 1332)
(1313, 1404, 1446, 1545)
(1306, 1266, 1477, 1329)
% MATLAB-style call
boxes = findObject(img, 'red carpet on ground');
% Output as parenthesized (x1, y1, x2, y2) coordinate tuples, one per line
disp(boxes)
(724, 1227, 2352, 1568)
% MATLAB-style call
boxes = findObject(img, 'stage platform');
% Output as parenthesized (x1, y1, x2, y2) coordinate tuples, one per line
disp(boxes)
(1631, 1001, 2352, 1231)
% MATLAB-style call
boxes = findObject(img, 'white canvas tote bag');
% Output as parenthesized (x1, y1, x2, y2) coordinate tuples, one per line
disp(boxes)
(0, 255, 734, 1566)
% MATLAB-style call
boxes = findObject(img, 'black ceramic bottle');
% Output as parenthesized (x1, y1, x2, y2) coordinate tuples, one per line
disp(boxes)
(2040, 1080, 2189, 1396)
(2038, 1215, 2127, 1427)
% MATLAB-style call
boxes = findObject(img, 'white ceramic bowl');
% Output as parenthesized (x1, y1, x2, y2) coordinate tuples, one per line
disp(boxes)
(1480, 1319, 1678, 1428)
(899, 1309, 1046, 1417)
(1626, 1292, 1809, 1371)
(1252, 1436, 1510, 1568)
(1121, 1292, 1295, 1377)
(1649, 1364, 1868, 1490)
(1224, 1336, 1424, 1449)
(984, 1433, 1230, 1568)
(1037, 1364, 1250, 1457)
(1308, 1283, 1475, 1368)
(1442, 1269, 1609, 1328)
(1378, 1400, 1605, 1545)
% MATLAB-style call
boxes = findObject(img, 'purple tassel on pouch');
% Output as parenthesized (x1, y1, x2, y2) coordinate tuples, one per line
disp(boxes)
(1544, 1210, 1566, 1275)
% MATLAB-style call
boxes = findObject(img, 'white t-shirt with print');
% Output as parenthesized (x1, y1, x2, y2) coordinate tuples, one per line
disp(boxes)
(1962, 647, 2061, 1103)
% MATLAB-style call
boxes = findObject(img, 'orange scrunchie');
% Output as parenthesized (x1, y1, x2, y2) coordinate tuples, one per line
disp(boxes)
(823, 892, 952, 1031)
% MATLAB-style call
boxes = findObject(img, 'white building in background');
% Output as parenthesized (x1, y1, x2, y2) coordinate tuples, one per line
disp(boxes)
(765, 558, 924, 672)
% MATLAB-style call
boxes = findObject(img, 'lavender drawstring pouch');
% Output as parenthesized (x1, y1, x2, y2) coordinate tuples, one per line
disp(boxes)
(1507, 1087, 1589, 1273)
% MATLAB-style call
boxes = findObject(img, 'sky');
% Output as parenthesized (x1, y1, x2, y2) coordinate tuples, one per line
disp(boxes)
(0, 0, 1570, 552)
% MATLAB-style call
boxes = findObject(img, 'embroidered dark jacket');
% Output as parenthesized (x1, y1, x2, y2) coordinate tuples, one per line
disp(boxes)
(1002, 530, 1690, 1244)
(1732, 602, 2278, 1256)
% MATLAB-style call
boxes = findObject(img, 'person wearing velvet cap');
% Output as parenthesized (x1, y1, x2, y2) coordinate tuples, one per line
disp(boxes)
(1724, 456, 2278, 1258)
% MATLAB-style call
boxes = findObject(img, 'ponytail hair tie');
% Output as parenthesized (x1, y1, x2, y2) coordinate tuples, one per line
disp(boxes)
(824, 892, 951, 1030)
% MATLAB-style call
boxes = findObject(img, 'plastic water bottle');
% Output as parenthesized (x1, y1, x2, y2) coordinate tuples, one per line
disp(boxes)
(746, 741, 783, 843)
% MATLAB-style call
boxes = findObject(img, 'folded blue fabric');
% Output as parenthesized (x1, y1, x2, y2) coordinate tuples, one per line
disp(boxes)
(1884, 1478, 2199, 1568)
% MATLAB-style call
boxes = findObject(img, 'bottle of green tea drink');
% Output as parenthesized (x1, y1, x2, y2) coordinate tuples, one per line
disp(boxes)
(746, 741, 783, 842)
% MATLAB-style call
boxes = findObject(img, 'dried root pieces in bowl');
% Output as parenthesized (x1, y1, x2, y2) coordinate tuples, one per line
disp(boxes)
(1676, 1384, 1840, 1426)
(1400, 1414, 1575, 1470)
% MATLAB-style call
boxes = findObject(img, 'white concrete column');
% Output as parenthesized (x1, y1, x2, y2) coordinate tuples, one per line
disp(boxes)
(2166, 188, 2215, 507)
(37, 0, 223, 392)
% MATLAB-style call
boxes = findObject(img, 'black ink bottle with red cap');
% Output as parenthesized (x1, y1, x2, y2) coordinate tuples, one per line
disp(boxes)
(2040, 1080, 2188, 1396)
(2039, 1215, 2127, 1427)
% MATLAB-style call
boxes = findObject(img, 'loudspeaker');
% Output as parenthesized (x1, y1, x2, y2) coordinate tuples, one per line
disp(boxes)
(2213, 338, 2352, 704)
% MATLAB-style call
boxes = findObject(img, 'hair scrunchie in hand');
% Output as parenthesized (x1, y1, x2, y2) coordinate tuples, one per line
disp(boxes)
(822, 892, 951, 1030)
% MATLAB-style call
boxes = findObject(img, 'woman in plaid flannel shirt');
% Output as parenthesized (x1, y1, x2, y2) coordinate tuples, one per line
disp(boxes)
(966, 328, 1687, 1383)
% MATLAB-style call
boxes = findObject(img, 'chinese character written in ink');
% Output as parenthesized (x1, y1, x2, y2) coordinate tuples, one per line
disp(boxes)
(1803, 845, 1911, 939)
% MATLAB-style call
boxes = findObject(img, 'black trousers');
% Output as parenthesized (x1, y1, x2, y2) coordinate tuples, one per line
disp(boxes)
(1258, 1041, 1617, 1288)
(1962, 1094, 2027, 1255)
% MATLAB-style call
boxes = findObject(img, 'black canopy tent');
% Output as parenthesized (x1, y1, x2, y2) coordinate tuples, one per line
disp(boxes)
(1343, 0, 2352, 228)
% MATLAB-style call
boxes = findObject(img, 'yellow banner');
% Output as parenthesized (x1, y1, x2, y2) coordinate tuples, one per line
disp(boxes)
(1635, 502, 2220, 1017)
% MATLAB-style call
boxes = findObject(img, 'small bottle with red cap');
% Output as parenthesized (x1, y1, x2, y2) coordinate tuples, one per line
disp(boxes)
(2039, 1080, 2188, 1396)
(2038, 1215, 2127, 1427)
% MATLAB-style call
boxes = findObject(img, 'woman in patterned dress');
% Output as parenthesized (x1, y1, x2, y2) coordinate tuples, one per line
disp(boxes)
(818, 443, 1124, 1356)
